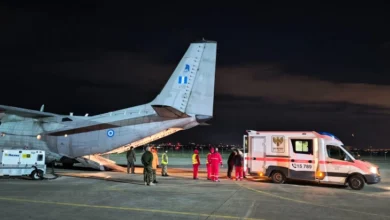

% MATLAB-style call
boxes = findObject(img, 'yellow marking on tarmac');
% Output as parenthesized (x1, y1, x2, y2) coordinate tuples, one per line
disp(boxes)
(0, 196, 263, 220)
(236, 182, 390, 218)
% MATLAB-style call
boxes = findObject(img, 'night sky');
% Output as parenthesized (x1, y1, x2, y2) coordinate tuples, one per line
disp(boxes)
(1, 3, 390, 148)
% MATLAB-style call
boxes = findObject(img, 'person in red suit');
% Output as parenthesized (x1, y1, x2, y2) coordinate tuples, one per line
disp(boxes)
(208, 147, 223, 182)
(235, 150, 244, 181)
(192, 149, 201, 179)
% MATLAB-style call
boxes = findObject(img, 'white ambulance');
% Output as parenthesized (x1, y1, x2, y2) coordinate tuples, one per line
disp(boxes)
(0, 149, 46, 180)
(244, 130, 380, 190)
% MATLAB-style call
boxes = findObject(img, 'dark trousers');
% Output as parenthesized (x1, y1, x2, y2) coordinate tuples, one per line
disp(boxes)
(152, 169, 157, 182)
(227, 164, 233, 178)
(161, 164, 168, 175)
(143, 166, 153, 184)
(127, 161, 135, 174)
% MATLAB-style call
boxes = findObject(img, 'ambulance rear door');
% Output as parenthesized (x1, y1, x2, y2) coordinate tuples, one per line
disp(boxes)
(247, 135, 266, 174)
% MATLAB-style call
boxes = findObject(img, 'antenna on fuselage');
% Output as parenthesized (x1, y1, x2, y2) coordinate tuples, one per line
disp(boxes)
(85, 113, 89, 117)
(40, 104, 45, 112)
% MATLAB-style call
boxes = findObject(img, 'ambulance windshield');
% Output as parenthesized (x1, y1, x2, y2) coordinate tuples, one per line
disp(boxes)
(340, 145, 356, 160)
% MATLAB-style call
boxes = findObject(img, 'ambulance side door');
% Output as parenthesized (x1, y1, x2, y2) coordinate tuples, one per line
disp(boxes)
(324, 145, 351, 184)
(289, 138, 316, 181)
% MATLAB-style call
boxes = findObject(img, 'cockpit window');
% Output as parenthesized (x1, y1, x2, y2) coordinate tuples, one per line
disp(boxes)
(62, 117, 72, 122)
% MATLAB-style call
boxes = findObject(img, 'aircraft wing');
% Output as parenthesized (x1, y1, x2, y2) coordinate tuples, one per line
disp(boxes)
(0, 105, 59, 118)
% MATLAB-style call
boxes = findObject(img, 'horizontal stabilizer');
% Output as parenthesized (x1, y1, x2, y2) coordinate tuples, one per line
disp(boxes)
(0, 104, 58, 118)
(152, 105, 189, 118)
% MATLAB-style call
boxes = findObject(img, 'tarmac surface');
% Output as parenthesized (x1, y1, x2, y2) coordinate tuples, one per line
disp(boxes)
(1, 162, 390, 220)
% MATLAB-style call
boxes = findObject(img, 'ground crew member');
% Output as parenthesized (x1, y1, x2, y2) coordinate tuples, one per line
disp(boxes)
(151, 147, 159, 183)
(126, 146, 136, 174)
(141, 146, 154, 186)
(192, 149, 200, 179)
(161, 150, 169, 176)
(209, 147, 222, 182)
(235, 150, 244, 180)
(215, 148, 223, 167)
(206, 149, 212, 180)
(227, 149, 237, 179)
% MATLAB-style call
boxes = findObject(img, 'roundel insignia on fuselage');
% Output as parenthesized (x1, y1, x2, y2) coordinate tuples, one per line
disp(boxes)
(107, 129, 115, 137)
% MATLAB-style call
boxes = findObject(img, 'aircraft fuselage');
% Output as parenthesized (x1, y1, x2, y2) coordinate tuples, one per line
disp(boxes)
(0, 104, 199, 163)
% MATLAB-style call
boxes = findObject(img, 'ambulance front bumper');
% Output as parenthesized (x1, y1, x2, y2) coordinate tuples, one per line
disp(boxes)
(364, 174, 381, 184)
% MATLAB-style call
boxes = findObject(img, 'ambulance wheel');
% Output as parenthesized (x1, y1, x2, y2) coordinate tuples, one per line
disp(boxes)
(271, 171, 286, 184)
(30, 170, 44, 180)
(348, 174, 364, 190)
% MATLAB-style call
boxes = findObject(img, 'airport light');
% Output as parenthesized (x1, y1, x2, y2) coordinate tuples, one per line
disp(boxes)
(370, 146, 373, 159)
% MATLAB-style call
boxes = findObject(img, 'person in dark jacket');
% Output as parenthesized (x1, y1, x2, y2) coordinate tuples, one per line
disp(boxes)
(234, 150, 244, 181)
(227, 150, 237, 179)
(141, 146, 154, 186)
(126, 146, 136, 174)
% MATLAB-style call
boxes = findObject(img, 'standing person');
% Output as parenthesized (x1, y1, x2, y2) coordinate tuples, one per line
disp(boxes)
(209, 147, 222, 182)
(215, 147, 223, 167)
(206, 149, 212, 180)
(126, 146, 136, 174)
(227, 150, 237, 179)
(161, 150, 169, 176)
(235, 150, 244, 181)
(192, 149, 201, 179)
(141, 146, 154, 186)
(151, 147, 159, 183)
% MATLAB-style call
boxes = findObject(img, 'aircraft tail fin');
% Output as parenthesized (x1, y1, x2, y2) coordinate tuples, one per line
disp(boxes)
(151, 40, 217, 120)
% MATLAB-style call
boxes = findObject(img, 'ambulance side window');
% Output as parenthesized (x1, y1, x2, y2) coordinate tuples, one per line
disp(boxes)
(291, 139, 313, 154)
(326, 145, 346, 160)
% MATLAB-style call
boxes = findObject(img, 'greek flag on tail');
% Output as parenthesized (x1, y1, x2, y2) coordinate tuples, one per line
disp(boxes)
(178, 76, 188, 84)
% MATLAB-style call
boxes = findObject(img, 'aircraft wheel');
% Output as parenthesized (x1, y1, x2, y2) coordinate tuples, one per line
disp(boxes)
(271, 171, 286, 184)
(63, 163, 74, 169)
(348, 174, 365, 190)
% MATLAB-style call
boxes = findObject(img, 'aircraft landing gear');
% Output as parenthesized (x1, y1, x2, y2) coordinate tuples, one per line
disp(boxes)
(62, 163, 74, 169)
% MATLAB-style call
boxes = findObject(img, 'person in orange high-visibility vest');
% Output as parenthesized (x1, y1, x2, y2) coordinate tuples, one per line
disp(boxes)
(151, 147, 159, 184)
(192, 149, 201, 179)
(206, 150, 212, 180)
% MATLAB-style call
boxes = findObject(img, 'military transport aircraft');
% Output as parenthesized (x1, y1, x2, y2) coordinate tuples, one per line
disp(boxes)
(0, 40, 217, 171)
